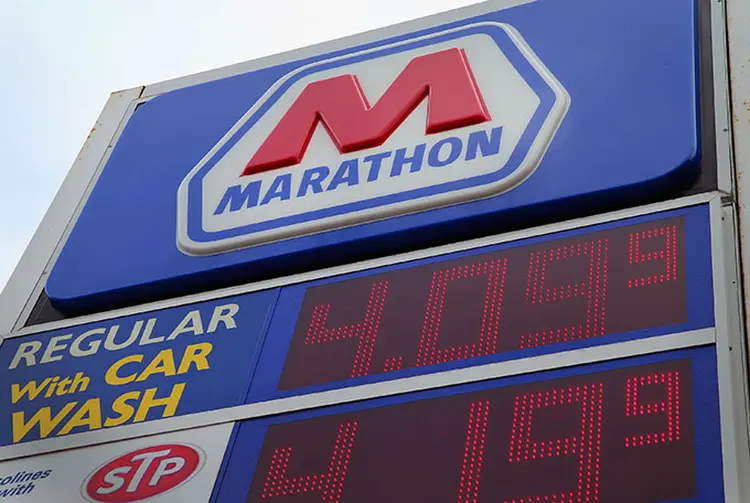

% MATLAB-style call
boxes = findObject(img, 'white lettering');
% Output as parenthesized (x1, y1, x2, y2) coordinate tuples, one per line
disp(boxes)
(167, 311, 204, 340)
(96, 467, 130, 495)
(40, 334, 73, 364)
(70, 328, 104, 357)
(138, 318, 163, 346)
(207, 303, 239, 333)
(127, 449, 171, 492)
(149, 457, 185, 487)
(9, 341, 43, 370)
(104, 323, 141, 351)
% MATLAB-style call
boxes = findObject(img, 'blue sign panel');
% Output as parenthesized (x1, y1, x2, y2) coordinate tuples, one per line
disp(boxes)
(246, 204, 713, 402)
(0, 290, 278, 445)
(2, 204, 711, 448)
(212, 347, 724, 503)
(46, 0, 699, 313)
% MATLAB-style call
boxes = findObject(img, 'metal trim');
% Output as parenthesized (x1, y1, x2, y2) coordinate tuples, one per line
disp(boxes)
(711, 0, 734, 194)
(727, 0, 750, 347)
(727, 2, 750, 497)
(0, 88, 143, 335)
(715, 201, 750, 501)
(0, 327, 715, 461)
(13, 95, 144, 332)
(711, 198, 748, 502)
(141, 0, 535, 98)
(2, 191, 718, 339)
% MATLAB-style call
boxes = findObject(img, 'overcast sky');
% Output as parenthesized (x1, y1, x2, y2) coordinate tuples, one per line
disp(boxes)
(0, 0, 480, 292)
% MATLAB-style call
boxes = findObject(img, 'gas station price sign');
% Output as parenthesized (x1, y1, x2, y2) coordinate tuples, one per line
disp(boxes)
(216, 347, 723, 503)
(250, 205, 713, 398)
(0, 205, 712, 449)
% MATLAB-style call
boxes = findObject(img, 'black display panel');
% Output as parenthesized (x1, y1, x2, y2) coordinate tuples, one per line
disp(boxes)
(279, 216, 689, 390)
(247, 359, 695, 503)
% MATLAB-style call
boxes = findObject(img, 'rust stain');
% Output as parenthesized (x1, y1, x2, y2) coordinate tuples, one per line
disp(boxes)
(74, 126, 99, 160)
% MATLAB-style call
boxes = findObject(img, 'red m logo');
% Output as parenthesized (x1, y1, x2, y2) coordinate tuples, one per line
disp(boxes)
(242, 48, 491, 176)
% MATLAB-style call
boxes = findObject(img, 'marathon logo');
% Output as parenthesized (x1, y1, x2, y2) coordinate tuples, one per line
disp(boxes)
(178, 23, 569, 255)
(214, 126, 503, 215)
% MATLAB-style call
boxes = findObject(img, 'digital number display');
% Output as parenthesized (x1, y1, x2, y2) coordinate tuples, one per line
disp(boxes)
(247, 359, 695, 503)
(279, 216, 688, 390)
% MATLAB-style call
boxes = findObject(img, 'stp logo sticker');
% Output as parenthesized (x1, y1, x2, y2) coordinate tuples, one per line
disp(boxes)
(177, 22, 569, 255)
(81, 444, 204, 502)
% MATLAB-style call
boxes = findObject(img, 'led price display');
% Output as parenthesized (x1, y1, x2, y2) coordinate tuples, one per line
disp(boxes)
(279, 216, 688, 390)
(247, 359, 694, 503)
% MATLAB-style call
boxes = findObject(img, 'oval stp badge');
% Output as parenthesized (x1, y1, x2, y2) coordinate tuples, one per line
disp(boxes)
(177, 22, 569, 255)
(81, 444, 204, 502)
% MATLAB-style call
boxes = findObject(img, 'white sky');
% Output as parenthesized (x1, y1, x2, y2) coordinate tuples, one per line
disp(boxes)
(0, 0, 480, 292)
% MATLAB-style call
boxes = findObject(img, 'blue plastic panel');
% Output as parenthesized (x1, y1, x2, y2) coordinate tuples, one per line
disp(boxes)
(46, 0, 700, 313)
(2, 204, 711, 448)
(0, 289, 279, 446)
(213, 346, 723, 503)
(247, 204, 713, 403)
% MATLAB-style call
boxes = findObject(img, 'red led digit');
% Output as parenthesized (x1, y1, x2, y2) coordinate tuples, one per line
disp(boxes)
(260, 421, 358, 502)
(383, 356, 403, 372)
(457, 400, 491, 503)
(507, 383, 603, 503)
(305, 281, 389, 378)
(628, 224, 678, 288)
(521, 239, 608, 349)
(255, 359, 697, 503)
(281, 215, 689, 392)
(416, 258, 508, 367)
(625, 371, 680, 447)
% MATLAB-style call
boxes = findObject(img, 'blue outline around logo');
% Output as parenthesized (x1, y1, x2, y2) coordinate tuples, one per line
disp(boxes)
(187, 24, 557, 244)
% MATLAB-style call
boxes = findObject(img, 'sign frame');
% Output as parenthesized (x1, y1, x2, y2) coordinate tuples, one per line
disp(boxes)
(0, 0, 733, 331)
(0, 194, 743, 476)
(0, 0, 742, 498)
(0, 192, 747, 501)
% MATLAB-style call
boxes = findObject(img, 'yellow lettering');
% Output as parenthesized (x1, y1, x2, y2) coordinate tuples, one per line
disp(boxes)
(135, 349, 176, 382)
(134, 383, 185, 422)
(104, 391, 141, 428)
(105, 354, 143, 385)
(11, 377, 53, 404)
(177, 343, 212, 374)
(57, 398, 102, 436)
(12, 403, 77, 443)
(68, 372, 90, 394)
